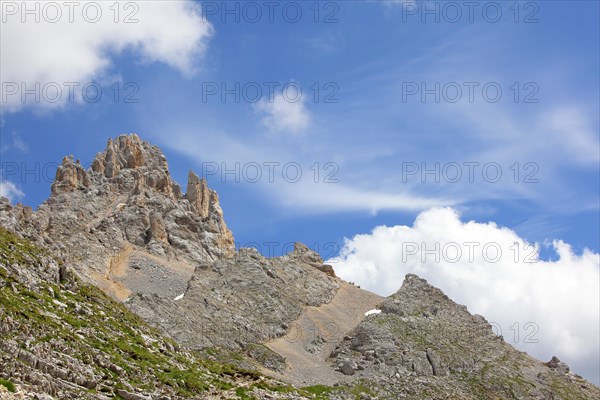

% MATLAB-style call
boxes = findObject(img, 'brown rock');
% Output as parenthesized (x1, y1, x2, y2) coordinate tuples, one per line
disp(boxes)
(185, 170, 210, 218)
(51, 156, 90, 194)
(317, 264, 336, 277)
(147, 213, 167, 242)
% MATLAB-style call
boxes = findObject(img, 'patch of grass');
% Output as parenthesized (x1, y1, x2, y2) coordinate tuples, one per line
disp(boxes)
(0, 227, 48, 265)
(251, 381, 295, 394)
(301, 385, 337, 399)
(157, 369, 210, 396)
(235, 387, 252, 399)
(348, 383, 376, 398)
(0, 379, 15, 393)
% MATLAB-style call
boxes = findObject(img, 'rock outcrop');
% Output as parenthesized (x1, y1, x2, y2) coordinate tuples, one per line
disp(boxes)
(329, 274, 600, 399)
(186, 170, 210, 218)
(1, 134, 235, 279)
(126, 243, 339, 350)
(51, 156, 90, 194)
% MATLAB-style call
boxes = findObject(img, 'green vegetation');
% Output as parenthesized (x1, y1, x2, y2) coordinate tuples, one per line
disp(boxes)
(0, 378, 15, 393)
(235, 387, 252, 399)
(0, 228, 262, 398)
(0, 226, 48, 265)
(301, 385, 338, 399)
(298, 382, 376, 400)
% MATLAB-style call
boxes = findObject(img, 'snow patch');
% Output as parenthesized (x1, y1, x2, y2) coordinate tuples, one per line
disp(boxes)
(174, 293, 184, 301)
(364, 309, 381, 316)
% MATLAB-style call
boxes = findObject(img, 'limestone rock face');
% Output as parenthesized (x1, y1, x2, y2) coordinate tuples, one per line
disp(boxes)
(93, 135, 146, 178)
(0, 133, 235, 286)
(51, 156, 90, 194)
(147, 212, 167, 243)
(90, 134, 177, 197)
(127, 245, 339, 350)
(186, 170, 210, 218)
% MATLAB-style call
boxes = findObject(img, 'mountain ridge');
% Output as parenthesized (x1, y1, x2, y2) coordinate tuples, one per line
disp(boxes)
(1, 134, 598, 399)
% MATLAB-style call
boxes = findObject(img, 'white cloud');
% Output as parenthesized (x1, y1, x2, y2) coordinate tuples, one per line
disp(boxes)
(11, 131, 27, 151)
(540, 107, 600, 165)
(254, 93, 310, 134)
(1, 131, 27, 152)
(1, 0, 213, 112)
(0, 180, 24, 202)
(273, 180, 458, 214)
(331, 207, 600, 384)
(156, 129, 458, 214)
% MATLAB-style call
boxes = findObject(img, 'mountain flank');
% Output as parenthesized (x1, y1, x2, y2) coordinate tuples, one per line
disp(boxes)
(1, 134, 597, 399)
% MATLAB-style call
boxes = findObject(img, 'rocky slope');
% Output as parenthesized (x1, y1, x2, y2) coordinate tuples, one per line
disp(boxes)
(1, 134, 598, 399)
(329, 274, 599, 399)
(0, 134, 338, 351)
(0, 227, 371, 399)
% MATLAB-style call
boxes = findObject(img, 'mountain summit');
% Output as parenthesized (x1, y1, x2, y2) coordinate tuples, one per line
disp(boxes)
(1, 134, 598, 399)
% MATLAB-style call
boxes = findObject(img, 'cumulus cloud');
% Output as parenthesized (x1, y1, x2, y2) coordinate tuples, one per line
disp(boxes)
(255, 93, 310, 134)
(1, 0, 213, 112)
(331, 207, 600, 383)
(0, 180, 24, 202)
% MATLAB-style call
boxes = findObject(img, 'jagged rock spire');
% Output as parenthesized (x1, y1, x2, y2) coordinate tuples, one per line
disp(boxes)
(91, 134, 146, 177)
(39, 134, 234, 266)
(75, 133, 178, 197)
(51, 156, 90, 194)
(186, 170, 210, 218)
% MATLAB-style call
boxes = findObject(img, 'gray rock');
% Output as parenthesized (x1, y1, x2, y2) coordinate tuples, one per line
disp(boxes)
(337, 362, 355, 376)
(116, 389, 152, 400)
(546, 356, 571, 375)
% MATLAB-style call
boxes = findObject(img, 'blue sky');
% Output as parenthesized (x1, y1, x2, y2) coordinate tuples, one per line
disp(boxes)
(1, 0, 599, 382)
(1, 1, 598, 253)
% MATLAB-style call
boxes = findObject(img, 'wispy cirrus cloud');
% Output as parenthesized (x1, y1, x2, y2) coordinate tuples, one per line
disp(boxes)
(0, 180, 24, 202)
(1, 131, 28, 153)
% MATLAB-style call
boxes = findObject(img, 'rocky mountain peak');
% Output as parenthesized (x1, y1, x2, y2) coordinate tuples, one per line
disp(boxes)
(4, 134, 235, 286)
(379, 273, 455, 317)
(51, 134, 181, 199)
(91, 133, 165, 177)
(328, 273, 599, 398)
(48, 134, 226, 227)
(3, 135, 598, 400)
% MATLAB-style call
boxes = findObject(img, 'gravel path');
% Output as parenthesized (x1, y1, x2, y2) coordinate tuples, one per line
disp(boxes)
(265, 281, 383, 387)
